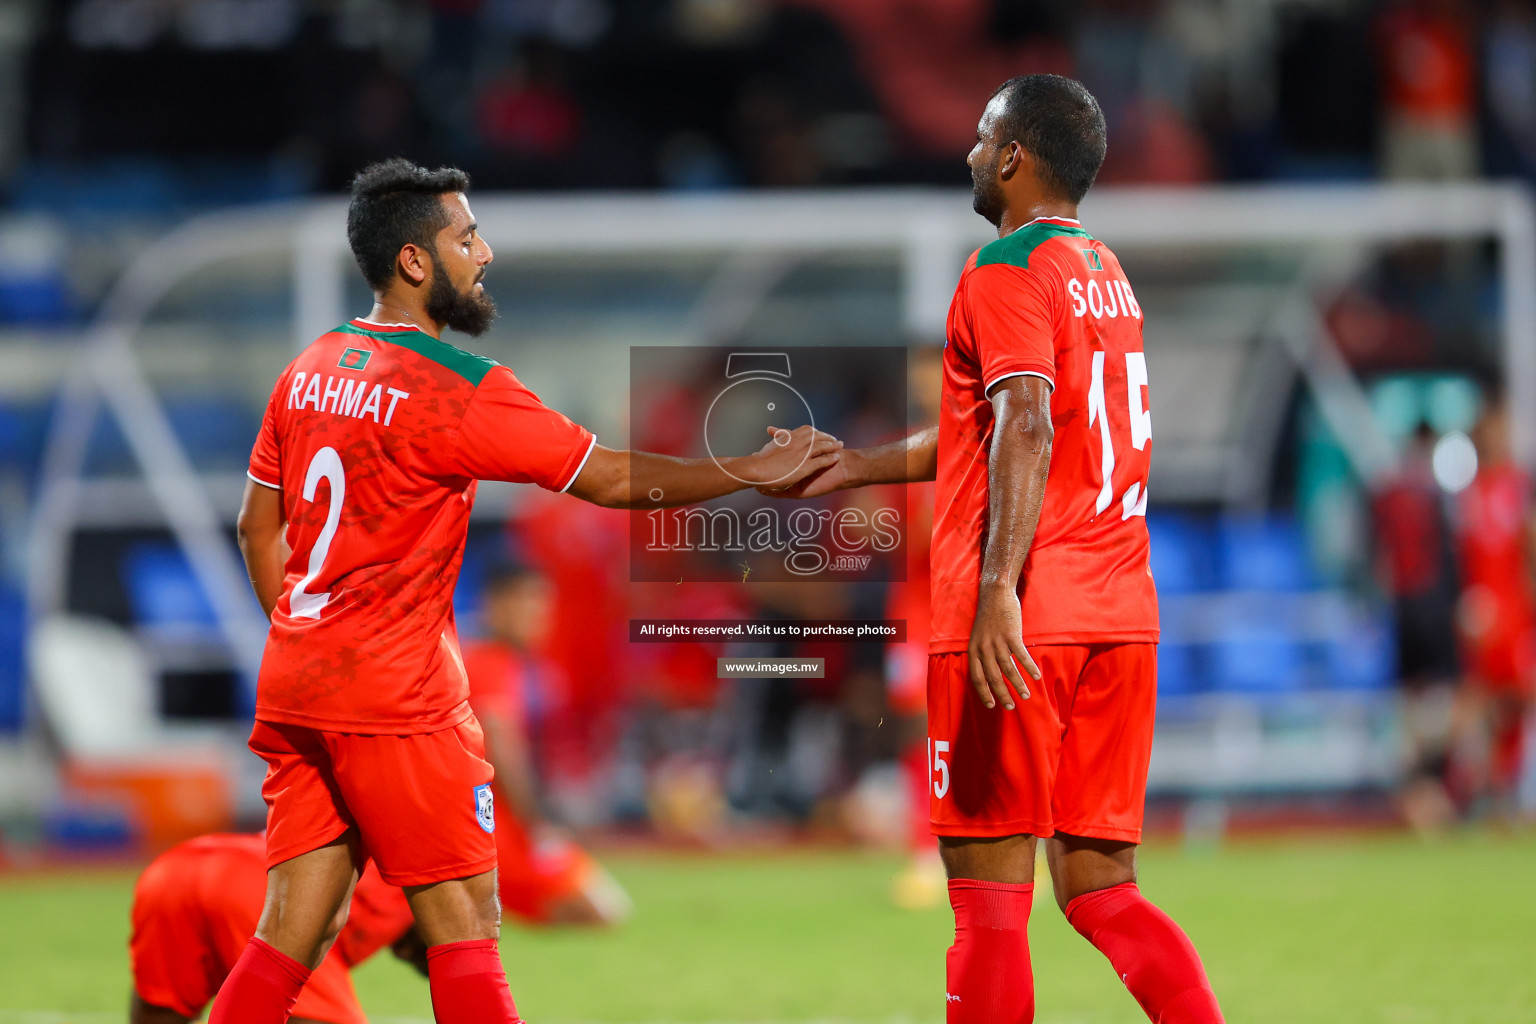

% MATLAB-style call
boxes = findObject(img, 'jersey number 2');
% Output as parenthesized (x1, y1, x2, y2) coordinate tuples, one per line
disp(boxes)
(290, 446, 345, 620)
(1088, 351, 1151, 521)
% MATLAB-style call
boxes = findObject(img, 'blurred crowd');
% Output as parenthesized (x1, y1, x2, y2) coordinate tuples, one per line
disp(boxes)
(10, 0, 1536, 199)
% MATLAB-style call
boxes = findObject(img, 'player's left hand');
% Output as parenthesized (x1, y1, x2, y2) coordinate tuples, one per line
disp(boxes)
(967, 585, 1038, 709)
(743, 425, 843, 487)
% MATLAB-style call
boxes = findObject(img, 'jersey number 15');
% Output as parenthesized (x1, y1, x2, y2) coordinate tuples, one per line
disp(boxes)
(1088, 351, 1151, 521)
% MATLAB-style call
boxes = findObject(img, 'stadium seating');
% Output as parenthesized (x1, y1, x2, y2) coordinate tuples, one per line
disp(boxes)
(1155, 641, 1201, 697)
(0, 585, 24, 733)
(121, 542, 220, 637)
(164, 399, 263, 471)
(75, 398, 261, 475)
(1210, 626, 1307, 695)
(0, 216, 74, 325)
(1146, 511, 1214, 594)
(1152, 512, 1394, 698)
(29, 615, 236, 850)
(1216, 514, 1315, 592)
(0, 400, 51, 475)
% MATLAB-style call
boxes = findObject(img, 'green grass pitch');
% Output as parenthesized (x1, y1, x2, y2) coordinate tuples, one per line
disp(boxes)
(0, 832, 1532, 1023)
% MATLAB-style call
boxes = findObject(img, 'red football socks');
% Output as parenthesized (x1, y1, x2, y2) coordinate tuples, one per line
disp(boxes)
(426, 939, 524, 1024)
(1065, 882, 1223, 1023)
(945, 879, 1035, 1023)
(208, 936, 310, 1024)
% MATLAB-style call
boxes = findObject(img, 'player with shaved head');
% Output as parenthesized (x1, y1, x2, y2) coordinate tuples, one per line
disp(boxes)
(767, 75, 1224, 1023)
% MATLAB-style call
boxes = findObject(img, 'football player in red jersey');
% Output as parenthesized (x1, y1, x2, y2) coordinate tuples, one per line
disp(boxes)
(462, 560, 632, 926)
(768, 76, 1222, 1023)
(130, 832, 418, 1024)
(219, 159, 841, 1024)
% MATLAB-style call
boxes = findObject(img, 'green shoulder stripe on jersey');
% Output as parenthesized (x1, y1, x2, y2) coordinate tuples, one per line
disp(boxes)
(975, 219, 1093, 270)
(334, 322, 499, 386)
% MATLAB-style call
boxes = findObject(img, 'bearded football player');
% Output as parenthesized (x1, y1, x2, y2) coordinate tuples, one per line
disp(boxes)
(217, 158, 842, 1024)
(767, 75, 1224, 1023)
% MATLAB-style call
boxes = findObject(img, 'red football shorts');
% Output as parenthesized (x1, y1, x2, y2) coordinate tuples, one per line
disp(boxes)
(249, 717, 498, 887)
(129, 838, 363, 1024)
(927, 643, 1157, 842)
(494, 806, 596, 923)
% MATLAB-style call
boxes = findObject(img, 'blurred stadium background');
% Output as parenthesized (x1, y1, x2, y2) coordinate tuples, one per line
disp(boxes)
(1, 0, 1535, 1020)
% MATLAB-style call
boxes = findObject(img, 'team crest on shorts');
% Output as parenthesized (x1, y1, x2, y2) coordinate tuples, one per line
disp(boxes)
(474, 784, 495, 833)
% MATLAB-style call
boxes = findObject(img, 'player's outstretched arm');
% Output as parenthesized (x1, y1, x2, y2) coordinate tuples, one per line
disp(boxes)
(757, 424, 938, 499)
(236, 479, 288, 619)
(567, 424, 843, 509)
(968, 375, 1051, 710)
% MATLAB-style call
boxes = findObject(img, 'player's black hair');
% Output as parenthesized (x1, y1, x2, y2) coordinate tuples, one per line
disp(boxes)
(346, 159, 472, 290)
(989, 75, 1106, 204)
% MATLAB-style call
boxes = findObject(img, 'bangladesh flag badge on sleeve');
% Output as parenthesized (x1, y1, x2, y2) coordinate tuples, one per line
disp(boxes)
(339, 347, 372, 371)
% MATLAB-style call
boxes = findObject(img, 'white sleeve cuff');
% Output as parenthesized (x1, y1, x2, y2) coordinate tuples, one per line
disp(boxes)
(246, 470, 281, 490)
(985, 370, 1054, 393)
(559, 435, 598, 493)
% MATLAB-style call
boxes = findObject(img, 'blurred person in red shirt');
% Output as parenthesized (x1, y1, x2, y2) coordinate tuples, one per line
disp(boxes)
(462, 561, 632, 925)
(130, 833, 418, 1024)
(1371, 420, 1462, 831)
(507, 489, 630, 816)
(1376, 0, 1479, 178)
(1452, 395, 1536, 815)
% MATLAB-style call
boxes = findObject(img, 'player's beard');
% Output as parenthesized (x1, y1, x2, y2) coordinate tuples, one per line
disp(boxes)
(426, 260, 497, 338)
(971, 164, 1004, 228)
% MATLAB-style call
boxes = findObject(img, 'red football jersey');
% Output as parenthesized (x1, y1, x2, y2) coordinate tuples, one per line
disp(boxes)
(930, 217, 1158, 652)
(1458, 464, 1533, 596)
(1455, 463, 1536, 657)
(248, 319, 595, 732)
(462, 639, 530, 733)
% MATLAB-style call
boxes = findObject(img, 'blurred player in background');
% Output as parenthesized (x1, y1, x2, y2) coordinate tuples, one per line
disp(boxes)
(1452, 394, 1536, 816)
(1370, 422, 1461, 832)
(769, 76, 1222, 1023)
(130, 833, 418, 1024)
(225, 158, 841, 1024)
(462, 560, 632, 925)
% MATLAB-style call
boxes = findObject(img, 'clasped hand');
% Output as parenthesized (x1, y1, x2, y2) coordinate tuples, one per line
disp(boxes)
(742, 424, 843, 489)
